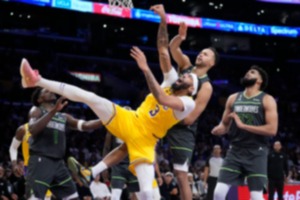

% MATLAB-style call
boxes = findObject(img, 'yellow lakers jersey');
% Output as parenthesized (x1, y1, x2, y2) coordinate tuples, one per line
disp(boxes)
(22, 123, 31, 167)
(136, 87, 179, 138)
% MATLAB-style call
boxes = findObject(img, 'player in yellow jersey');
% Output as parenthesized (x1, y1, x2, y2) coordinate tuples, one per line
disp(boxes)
(19, 6, 198, 199)
(9, 122, 52, 200)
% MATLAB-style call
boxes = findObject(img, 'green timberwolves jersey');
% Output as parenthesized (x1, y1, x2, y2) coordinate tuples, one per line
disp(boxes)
(29, 107, 67, 159)
(229, 91, 268, 148)
(171, 66, 210, 132)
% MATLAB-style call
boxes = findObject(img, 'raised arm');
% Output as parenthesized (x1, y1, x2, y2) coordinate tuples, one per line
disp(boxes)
(230, 94, 278, 136)
(28, 97, 67, 136)
(130, 46, 186, 111)
(169, 22, 192, 71)
(9, 125, 25, 176)
(211, 93, 237, 136)
(150, 4, 172, 74)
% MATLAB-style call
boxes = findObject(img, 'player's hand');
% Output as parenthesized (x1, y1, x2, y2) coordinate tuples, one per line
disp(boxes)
(54, 97, 68, 112)
(150, 4, 166, 18)
(12, 163, 24, 177)
(130, 46, 149, 72)
(229, 112, 245, 129)
(178, 22, 187, 40)
(211, 124, 227, 136)
(157, 177, 163, 186)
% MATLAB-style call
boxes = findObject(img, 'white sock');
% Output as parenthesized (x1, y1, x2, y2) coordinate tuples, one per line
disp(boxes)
(250, 191, 264, 200)
(37, 78, 114, 123)
(91, 161, 107, 178)
(111, 188, 123, 200)
(214, 182, 231, 200)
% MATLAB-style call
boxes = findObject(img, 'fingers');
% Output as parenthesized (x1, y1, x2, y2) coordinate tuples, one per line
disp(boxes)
(130, 46, 143, 59)
(149, 4, 162, 11)
(62, 101, 68, 107)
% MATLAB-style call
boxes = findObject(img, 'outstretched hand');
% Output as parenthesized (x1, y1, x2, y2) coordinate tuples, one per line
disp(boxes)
(130, 46, 149, 72)
(150, 4, 166, 18)
(54, 97, 68, 112)
(178, 22, 187, 40)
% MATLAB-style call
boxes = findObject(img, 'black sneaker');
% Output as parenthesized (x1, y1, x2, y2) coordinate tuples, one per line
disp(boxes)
(67, 157, 92, 187)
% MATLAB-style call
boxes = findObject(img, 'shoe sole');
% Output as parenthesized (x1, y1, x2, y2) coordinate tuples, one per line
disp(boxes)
(20, 58, 30, 88)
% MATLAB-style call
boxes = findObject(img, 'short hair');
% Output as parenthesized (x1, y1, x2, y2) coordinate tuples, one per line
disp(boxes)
(250, 65, 269, 90)
(31, 87, 43, 107)
(208, 47, 220, 66)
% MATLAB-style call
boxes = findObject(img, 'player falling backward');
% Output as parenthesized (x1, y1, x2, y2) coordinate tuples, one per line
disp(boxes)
(19, 45, 199, 200)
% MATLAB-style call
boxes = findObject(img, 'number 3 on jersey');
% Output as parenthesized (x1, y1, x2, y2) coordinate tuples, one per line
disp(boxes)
(149, 105, 160, 117)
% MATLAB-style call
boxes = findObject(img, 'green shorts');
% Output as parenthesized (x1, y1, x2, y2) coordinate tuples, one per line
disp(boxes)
(111, 163, 139, 192)
(218, 146, 268, 191)
(25, 155, 77, 199)
(167, 124, 196, 165)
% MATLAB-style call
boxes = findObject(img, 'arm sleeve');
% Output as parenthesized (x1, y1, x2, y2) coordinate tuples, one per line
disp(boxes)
(9, 137, 21, 162)
(173, 96, 195, 120)
(160, 67, 178, 88)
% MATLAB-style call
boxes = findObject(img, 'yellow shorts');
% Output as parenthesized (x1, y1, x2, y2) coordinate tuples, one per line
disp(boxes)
(105, 105, 158, 175)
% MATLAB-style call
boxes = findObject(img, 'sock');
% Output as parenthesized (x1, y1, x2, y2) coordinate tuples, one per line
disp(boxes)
(37, 78, 93, 103)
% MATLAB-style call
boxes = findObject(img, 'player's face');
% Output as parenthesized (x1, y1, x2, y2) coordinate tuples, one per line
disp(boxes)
(195, 48, 215, 67)
(241, 69, 262, 88)
(39, 89, 57, 102)
(171, 73, 193, 94)
(244, 69, 261, 82)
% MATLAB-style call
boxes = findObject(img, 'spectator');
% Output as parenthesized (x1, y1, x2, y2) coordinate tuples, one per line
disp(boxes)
(160, 172, 179, 200)
(268, 141, 288, 200)
(203, 145, 223, 200)
(89, 174, 111, 200)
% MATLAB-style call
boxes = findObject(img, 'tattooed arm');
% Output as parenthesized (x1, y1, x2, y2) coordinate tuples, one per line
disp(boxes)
(150, 4, 172, 74)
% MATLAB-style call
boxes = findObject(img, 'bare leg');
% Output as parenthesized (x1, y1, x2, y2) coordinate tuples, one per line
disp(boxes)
(174, 170, 192, 200)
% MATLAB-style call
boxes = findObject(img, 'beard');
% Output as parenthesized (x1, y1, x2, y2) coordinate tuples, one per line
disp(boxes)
(171, 81, 190, 92)
(240, 77, 257, 88)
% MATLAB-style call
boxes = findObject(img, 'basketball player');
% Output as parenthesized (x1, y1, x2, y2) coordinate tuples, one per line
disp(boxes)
(9, 121, 52, 200)
(19, 42, 198, 200)
(18, 88, 102, 200)
(157, 9, 218, 200)
(212, 65, 278, 200)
